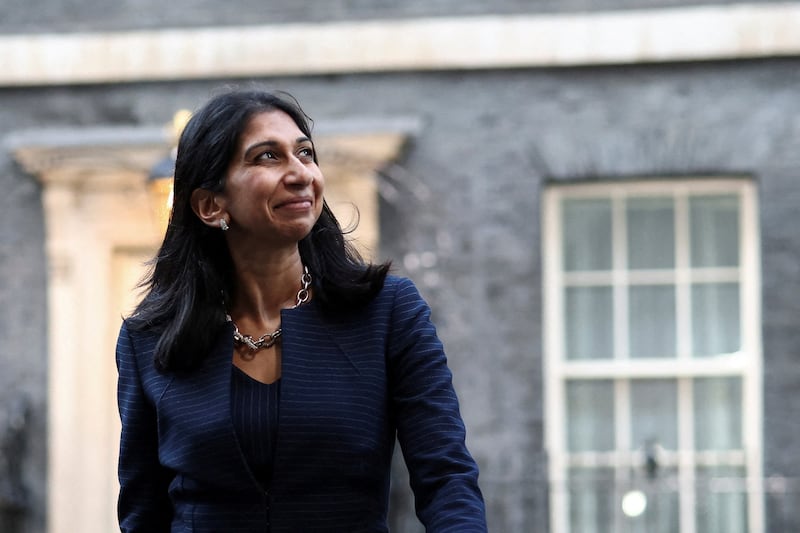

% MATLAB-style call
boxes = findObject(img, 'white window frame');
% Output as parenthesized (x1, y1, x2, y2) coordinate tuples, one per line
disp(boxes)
(542, 178, 763, 533)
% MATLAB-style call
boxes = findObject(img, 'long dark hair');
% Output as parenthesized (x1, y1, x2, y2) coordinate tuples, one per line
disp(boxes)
(127, 89, 390, 372)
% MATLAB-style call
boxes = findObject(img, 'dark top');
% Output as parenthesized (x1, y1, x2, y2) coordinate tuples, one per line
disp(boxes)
(117, 275, 487, 532)
(230, 367, 280, 490)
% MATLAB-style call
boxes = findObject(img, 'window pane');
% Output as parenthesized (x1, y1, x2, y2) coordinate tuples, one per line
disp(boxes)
(567, 380, 615, 452)
(629, 285, 676, 359)
(692, 283, 740, 357)
(696, 466, 747, 533)
(694, 377, 742, 450)
(627, 197, 675, 269)
(563, 198, 613, 271)
(565, 286, 614, 360)
(623, 467, 680, 533)
(630, 380, 678, 451)
(690, 195, 739, 267)
(570, 468, 681, 533)
(569, 467, 615, 533)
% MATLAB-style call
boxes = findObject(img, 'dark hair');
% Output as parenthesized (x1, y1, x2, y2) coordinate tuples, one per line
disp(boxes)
(127, 89, 390, 372)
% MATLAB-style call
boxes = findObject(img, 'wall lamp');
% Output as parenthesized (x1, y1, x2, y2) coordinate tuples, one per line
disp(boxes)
(147, 110, 191, 233)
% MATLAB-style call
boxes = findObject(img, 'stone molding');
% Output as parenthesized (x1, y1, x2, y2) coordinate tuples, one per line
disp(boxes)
(2, 3, 800, 86)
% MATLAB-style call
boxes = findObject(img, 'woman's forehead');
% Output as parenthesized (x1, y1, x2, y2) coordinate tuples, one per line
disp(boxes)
(241, 109, 304, 139)
(234, 110, 310, 158)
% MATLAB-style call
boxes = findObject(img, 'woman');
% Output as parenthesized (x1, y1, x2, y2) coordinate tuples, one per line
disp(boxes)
(117, 89, 487, 532)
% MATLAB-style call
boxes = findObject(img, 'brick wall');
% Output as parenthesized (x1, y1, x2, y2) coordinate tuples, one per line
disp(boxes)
(0, 0, 769, 33)
(1, 56, 799, 531)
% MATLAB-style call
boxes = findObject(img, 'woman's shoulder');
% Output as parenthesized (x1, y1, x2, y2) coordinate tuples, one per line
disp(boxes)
(325, 274, 417, 318)
(381, 273, 406, 290)
(366, 274, 430, 314)
(377, 274, 419, 299)
(117, 318, 161, 361)
(120, 317, 160, 339)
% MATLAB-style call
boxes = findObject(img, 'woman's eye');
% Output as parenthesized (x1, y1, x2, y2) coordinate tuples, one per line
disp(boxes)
(258, 151, 277, 160)
(298, 147, 314, 159)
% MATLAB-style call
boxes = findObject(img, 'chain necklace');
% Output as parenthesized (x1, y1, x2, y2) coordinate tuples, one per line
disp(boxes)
(226, 266, 312, 353)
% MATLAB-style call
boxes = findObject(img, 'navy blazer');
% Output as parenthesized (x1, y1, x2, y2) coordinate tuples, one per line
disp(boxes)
(117, 275, 487, 532)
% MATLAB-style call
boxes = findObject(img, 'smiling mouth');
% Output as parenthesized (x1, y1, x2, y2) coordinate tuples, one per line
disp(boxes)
(276, 198, 313, 209)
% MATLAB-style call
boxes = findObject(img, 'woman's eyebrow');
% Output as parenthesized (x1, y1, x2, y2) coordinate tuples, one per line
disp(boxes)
(243, 140, 278, 157)
(244, 137, 312, 157)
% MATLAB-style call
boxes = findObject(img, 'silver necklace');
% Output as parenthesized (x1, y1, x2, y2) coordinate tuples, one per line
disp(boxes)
(227, 266, 311, 352)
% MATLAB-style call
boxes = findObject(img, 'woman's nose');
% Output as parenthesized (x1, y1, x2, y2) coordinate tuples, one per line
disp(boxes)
(285, 157, 315, 185)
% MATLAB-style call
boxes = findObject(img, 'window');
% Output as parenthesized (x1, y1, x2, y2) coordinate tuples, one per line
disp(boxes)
(543, 179, 762, 533)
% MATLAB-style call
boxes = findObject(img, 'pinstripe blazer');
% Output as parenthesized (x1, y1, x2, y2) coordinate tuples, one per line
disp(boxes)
(117, 275, 487, 532)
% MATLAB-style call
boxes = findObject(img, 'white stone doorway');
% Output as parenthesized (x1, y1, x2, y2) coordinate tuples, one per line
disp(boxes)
(13, 123, 408, 533)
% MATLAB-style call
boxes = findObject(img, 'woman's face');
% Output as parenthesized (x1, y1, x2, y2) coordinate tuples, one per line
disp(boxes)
(220, 109, 325, 245)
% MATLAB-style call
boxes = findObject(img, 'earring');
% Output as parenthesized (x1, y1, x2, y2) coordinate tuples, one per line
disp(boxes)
(219, 219, 229, 232)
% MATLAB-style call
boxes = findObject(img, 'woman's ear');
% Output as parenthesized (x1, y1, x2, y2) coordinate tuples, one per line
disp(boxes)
(190, 188, 227, 229)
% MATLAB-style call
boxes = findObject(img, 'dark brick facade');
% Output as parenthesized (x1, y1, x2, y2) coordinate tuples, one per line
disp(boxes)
(1, 12, 799, 532)
(0, 0, 778, 33)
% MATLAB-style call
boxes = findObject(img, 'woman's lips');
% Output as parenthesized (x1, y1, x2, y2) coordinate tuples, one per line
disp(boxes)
(276, 197, 313, 210)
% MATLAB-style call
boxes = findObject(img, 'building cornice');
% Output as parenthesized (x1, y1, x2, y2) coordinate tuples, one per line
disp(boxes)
(6, 123, 411, 187)
(1, 3, 799, 87)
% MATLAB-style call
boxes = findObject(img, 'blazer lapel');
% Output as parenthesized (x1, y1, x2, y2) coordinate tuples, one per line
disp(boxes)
(159, 323, 257, 490)
(273, 303, 391, 497)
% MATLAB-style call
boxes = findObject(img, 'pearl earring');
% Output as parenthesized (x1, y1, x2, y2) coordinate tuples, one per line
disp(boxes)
(219, 219, 229, 231)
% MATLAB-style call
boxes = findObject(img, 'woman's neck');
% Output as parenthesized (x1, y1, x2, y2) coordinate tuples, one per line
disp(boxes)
(227, 247, 306, 323)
